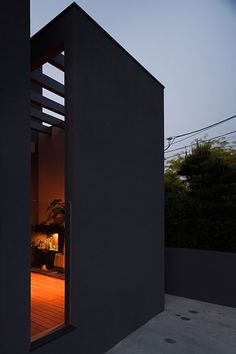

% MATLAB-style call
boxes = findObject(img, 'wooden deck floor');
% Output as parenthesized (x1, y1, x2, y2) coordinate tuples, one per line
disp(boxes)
(31, 272, 65, 339)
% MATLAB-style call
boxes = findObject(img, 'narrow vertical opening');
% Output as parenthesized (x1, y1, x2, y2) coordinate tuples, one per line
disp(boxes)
(30, 53, 67, 342)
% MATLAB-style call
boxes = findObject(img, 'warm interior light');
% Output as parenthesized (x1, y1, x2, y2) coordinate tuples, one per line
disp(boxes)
(31, 232, 59, 251)
(51, 233, 59, 251)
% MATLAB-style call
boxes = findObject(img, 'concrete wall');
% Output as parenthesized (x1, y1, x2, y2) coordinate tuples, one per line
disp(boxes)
(165, 248, 236, 308)
(0, 1, 31, 354)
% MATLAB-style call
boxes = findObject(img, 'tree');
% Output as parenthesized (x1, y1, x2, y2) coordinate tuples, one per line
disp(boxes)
(165, 139, 236, 252)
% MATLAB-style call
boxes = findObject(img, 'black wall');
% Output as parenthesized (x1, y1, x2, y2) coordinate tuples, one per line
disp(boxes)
(166, 248, 236, 308)
(0, 4, 164, 354)
(0, 1, 31, 354)
(33, 5, 164, 354)
(65, 9, 164, 353)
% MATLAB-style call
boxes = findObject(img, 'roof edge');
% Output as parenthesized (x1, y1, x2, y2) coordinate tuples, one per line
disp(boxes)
(31, 2, 165, 89)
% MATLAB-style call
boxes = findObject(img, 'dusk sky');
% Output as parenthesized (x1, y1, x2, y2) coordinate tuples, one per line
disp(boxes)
(31, 0, 236, 156)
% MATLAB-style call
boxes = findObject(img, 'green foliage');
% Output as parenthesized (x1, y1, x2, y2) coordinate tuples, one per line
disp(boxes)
(165, 139, 236, 252)
(45, 199, 65, 227)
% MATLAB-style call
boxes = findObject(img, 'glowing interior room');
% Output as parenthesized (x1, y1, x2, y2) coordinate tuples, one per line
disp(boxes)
(31, 84, 66, 339)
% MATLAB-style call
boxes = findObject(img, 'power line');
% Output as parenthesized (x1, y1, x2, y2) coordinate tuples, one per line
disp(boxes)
(164, 137, 176, 151)
(173, 114, 236, 138)
(165, 113, 236, 150)
(165, 131, 235, 160)
(165, 129, 236, 155)
(164, 131, 236, 162)
(171, 130, 208, 145)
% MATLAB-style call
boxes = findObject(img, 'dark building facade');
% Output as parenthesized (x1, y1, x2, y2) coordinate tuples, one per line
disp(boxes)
(0, 2, 164, 354)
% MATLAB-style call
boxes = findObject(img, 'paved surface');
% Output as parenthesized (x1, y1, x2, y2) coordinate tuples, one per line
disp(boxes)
(106, 294, 236, 354)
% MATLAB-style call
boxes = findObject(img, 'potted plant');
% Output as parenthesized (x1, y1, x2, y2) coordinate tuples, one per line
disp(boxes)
(45, 199, 65, 227)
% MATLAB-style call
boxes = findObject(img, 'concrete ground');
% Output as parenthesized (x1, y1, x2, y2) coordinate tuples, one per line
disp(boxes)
(106, 294, 236, 354)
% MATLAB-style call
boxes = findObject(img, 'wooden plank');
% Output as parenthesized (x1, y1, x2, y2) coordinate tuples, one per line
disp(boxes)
(48, 54, 65, 71)
(31, 272, 65, 338)
(31, 108, 65, 128)
(32, 306, 63, 321)
(31, 70, 65, 97)
(31, 90, 65, 116)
